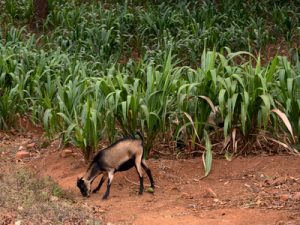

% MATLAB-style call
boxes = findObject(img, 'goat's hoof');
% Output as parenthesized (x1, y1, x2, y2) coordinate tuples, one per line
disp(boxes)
(92, 189, 98, 193)
(102, 196, 108, 200)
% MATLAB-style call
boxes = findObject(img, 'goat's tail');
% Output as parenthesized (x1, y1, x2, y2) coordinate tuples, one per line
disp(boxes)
(136, 130, 144, 145)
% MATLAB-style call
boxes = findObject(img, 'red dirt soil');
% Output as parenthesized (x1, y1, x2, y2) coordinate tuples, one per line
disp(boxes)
(1, 130, 300, 225)
(32, 149, 300, 225)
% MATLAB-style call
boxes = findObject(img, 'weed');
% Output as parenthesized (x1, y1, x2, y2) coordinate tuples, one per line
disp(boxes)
(0, 164, 101, 224)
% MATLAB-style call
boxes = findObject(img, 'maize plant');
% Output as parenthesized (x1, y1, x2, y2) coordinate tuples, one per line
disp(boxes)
(0, 0, 300, 175)
(0, 88, 19, 129)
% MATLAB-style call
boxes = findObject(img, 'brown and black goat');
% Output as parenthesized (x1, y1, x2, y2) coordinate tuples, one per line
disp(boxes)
(77, 134, 155, 199)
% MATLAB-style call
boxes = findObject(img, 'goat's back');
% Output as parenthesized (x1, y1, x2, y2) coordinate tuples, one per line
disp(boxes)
(95, 139, 143, 170)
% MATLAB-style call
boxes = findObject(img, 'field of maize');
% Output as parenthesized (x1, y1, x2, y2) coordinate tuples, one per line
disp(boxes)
(0, 0, 300, 177)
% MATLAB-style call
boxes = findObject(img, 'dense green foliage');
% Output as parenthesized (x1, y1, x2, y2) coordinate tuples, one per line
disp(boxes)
(0, 0, 299, 175)
(1, 0, 300, 66)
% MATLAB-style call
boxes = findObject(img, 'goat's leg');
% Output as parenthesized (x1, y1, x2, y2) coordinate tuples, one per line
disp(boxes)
(93, 172, 107, 193)
(102, 171, 114, 200)
(135, 156, 144, 195)
(141, 159, 155, 189)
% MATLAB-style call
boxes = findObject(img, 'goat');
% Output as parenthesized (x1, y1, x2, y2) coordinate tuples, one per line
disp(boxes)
(77, 133, 155, 199)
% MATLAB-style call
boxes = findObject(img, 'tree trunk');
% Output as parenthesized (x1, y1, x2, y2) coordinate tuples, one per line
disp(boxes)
(33, 0, 48, 29)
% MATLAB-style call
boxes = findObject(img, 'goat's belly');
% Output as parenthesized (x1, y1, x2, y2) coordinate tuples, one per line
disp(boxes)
(116, 158, 135, 172)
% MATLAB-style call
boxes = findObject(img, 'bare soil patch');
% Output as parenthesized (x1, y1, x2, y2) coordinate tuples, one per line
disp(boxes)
(1, 131, 300, 225)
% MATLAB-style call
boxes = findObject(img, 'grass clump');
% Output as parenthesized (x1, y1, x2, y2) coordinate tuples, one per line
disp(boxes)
(0, 164, 102, 224)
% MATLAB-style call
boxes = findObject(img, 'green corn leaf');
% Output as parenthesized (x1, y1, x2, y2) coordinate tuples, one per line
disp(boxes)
(202, 130, 212, 177)
(287, 78, 293, 96)
(121, 101, 127, 124)
(241, 103, 247, 135)
(260, 94, 271, 110)
(255, 55, 261, 74)
(43, 108, 53, 131)
(57, 112, 73, 125)
(266, 56, 278, 82)
(231, 93, 239, 113)
(224, 114, 231, 136)
(232, 73, 245, 88)
(218, 89, 226, 115)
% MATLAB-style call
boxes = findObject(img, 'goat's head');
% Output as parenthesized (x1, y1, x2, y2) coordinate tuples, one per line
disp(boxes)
(77, 177, 91, 197)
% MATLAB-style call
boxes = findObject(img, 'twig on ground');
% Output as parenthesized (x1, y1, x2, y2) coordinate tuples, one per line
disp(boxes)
(124, 176, 160, 188)
(153, 149, 171, 156)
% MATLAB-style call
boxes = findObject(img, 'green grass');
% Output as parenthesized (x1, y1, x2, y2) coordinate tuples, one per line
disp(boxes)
(2, 0, 299, 65)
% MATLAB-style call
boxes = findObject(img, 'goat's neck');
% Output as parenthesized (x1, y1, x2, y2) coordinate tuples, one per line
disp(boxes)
(83, 163, 100, 182)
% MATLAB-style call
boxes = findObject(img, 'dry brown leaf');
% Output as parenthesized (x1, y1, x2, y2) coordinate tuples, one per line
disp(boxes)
(199, 95, 217, 113)
(232, 128, 237, 153)
(222, 134, 231, 152)
(264, 136, 295, 153)
(271, 108, 295, 142)
(183, 112, 200, 142)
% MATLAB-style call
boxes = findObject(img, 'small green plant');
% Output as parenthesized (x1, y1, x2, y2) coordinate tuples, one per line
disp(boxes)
(4, 0, 33, 21)
(0, 89, 19, 130)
